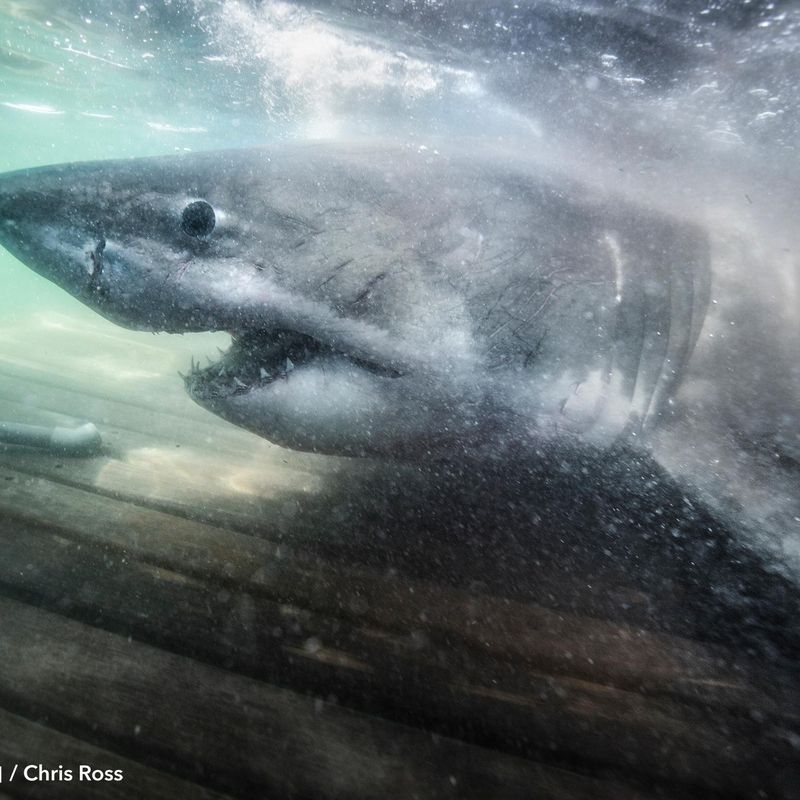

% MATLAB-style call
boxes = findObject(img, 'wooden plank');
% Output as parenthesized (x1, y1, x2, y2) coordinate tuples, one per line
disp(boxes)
(5, 335, 791, 689)
(0, 371, 364, 534)
(0, 708, 234, 800)
(0, 596, 651, 800)
(0, 517, 793, 798)
(0, 464, 788, 715)
(0, 399, 333, 534)
(0, 367, 714, 665)
(0, 385, 794, 709)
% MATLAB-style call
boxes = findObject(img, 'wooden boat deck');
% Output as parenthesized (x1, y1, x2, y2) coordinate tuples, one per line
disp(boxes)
(0, 311, 797, 800)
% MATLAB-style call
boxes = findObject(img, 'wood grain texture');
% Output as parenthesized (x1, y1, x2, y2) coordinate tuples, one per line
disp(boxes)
(0, 462, 777, 711)
(0, 515, 794, 798)
(0, 596, 653, 800)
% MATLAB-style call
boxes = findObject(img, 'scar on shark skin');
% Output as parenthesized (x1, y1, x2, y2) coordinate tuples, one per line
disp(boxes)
(86, 236, 106, 294)
(172, 259, 193, 281)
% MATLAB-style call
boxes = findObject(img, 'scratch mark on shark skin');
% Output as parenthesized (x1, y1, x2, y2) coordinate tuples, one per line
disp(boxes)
(317, 258, 354, 290)
(350, 272, 387, 307)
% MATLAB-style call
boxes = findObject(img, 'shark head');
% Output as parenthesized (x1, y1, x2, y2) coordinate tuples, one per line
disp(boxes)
(0, 146, 498, 457)
(0, 143, 710, 458)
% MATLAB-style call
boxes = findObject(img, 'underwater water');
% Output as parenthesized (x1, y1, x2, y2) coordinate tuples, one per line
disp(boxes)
(0, 1, 799, 798)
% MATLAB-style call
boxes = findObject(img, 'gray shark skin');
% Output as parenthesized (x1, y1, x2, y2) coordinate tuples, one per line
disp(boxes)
(0, 143, 710, 458)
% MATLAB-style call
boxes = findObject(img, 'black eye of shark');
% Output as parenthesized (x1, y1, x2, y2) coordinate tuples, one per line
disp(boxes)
(181, 200, 215, 238)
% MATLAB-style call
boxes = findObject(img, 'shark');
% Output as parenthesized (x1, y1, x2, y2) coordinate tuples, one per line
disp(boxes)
(6, 141, 800, 664)
(0, 142, 710, 458)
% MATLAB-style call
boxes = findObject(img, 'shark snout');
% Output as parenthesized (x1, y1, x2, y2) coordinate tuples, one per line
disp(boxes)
(0, 166, 100, 302)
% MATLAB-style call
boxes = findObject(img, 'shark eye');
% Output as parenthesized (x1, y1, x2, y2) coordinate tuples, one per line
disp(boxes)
(181, 200, 215, 238)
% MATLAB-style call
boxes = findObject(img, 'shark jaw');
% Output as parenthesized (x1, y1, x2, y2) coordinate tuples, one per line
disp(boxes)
(181, 326, 476, 459)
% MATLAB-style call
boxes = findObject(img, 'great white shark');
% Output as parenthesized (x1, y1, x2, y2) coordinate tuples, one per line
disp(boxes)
(0, 142, 710, 459)
(4, 142, 800, 665)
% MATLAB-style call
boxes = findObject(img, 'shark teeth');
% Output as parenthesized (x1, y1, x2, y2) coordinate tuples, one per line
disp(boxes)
(183, 332, 303, 400)
(184, 327, 399, 403)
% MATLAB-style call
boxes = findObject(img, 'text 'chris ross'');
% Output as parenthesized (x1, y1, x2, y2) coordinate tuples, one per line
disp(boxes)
(0, 764, 124, 783)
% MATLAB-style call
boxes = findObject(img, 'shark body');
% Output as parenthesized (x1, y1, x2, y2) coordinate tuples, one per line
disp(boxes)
(0, 143, 709, 457)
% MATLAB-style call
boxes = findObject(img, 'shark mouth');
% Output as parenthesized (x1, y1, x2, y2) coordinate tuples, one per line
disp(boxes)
(183, 328, 402, 401)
